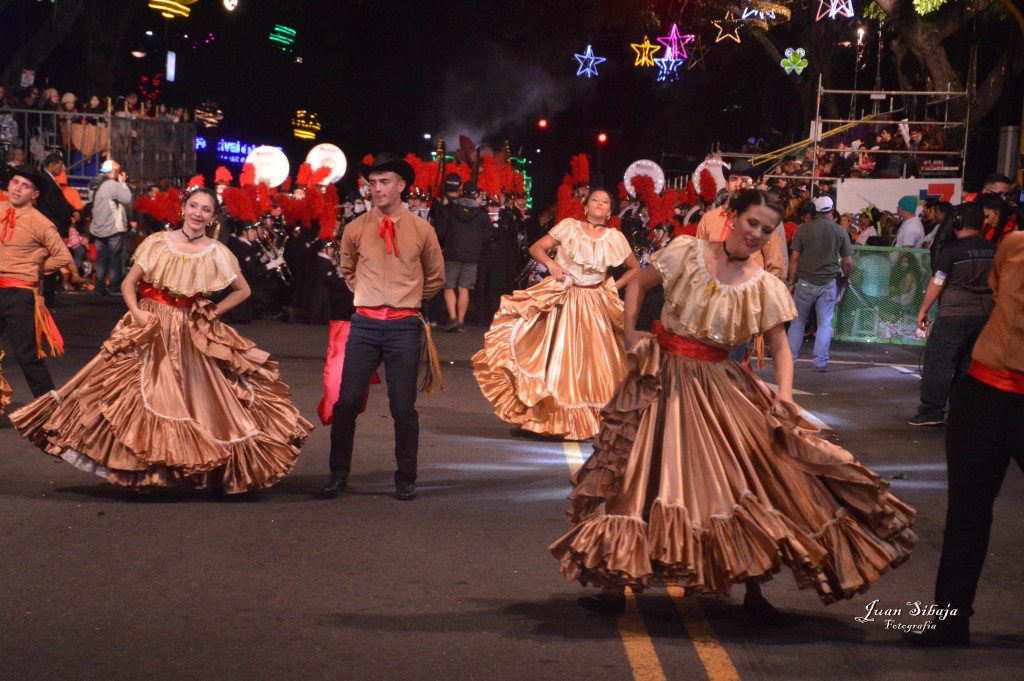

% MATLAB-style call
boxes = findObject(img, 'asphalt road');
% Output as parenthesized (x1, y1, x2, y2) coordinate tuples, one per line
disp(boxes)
(2, 293, 1021, 681)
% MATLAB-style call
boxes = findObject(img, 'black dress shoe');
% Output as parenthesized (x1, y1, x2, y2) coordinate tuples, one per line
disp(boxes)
(319, 475, 347, 498)
(902, 619, 970, 647)
(395, 482, 417, 500)
(743, 595, 786, 626)
(577, 593, 626, 616)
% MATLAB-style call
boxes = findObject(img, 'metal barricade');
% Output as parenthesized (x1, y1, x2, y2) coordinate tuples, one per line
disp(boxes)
(0, 107, 195, 185)
(833, 244, 933, 346)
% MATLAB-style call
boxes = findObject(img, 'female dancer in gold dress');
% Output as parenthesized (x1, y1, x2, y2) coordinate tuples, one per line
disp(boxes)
(473, 189, 640, 440)
(551, 189, 916, 617)
(12, 187, 312, 493)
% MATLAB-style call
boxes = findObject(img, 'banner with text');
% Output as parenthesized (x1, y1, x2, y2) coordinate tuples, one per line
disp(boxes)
(836, 178, 962, 215)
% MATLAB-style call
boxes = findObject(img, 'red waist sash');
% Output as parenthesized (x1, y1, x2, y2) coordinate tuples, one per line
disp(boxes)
(653, 321, 728, 361)
(968, 359, 1024, 395)
(0, 276, 64, 357)
(356, 305, 420, 321)
(140, 283, 197, 308)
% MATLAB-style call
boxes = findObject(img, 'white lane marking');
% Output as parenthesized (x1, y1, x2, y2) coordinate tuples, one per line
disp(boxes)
(892, 365, 921, 378)
(762, 382, 813, 396)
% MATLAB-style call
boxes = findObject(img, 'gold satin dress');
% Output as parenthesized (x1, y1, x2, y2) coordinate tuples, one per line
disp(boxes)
(11, 233, 313, 493)
(472, 218, 632, 440)
(551, 237, 917, 603)
(0, 346, 11, 414)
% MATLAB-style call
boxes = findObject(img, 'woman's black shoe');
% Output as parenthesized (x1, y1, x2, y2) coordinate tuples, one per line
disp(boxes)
(743, 594, 786, 625)
(577, 593, 626, 616)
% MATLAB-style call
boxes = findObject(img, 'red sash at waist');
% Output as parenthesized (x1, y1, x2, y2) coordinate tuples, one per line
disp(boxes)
(140, 283, 197, 308)
(0, 276, 38, 289)
(0, 276, 64, 357)
(356, 305, 420, 321)
(968, 359, 1024, 395)
(653, 321, 728, 361)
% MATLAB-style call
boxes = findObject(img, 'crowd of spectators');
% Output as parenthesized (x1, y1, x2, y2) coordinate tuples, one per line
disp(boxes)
(0, 83, 191, 123)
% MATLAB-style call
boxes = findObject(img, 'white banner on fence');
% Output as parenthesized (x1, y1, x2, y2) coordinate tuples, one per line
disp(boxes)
(836, 178, 962, 215)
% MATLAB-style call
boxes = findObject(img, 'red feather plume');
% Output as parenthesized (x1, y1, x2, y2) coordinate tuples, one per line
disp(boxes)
(214, 166, 233, 185)
(240, 163, 256, 187)
(187, 174, 205, 188)
(698, 169, 718, 204)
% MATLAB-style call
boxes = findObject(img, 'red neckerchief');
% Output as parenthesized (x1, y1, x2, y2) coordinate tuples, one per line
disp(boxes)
(379, 214, 400, 258)
(0, 208, 16, 242)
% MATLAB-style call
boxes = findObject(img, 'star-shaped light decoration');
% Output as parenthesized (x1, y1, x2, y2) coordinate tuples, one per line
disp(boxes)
(712, 11, 742, 43)
(817, 0, 855, 20)
(574, 44, 607, 78)
(780, 47, 809, 75)
(630, 36, 661, 67)
(657, 23, 694, 61)
(686, 35, 710, 71)
(741, 1, 776, 21)
(654, 54, 684, 82)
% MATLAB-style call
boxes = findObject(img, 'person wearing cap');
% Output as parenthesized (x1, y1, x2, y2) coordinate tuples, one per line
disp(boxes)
(321, 153, 445, 501)
(435, 179, 488, 332)
(786, 194, 853, 372)
(90, 159, 132, 295)
(894, 196, 925, 248)
(696, 159, 788, 281)
(0, 166, 74, 411)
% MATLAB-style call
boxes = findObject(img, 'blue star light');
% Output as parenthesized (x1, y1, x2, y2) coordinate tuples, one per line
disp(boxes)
(574, 44, 606, 78)
(654, 55, 683, 82)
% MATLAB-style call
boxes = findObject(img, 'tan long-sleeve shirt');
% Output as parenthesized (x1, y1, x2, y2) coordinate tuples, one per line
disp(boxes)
(340, 206, 445, 309)
(972, 232, 1024, 376)
(0, 200, 74, 283)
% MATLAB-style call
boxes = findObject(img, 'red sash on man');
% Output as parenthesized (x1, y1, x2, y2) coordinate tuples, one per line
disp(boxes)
(0, 277, 64, 357)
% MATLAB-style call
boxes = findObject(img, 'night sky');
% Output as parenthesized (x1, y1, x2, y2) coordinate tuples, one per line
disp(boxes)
(5, 0, 1017, 198)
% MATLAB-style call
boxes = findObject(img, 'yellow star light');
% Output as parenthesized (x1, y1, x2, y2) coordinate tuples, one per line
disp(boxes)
(631, 36, 661, 67)
(712, 12, 742, 43)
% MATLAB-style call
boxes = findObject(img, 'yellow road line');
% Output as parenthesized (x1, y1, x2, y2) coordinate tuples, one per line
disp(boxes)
(562, 441, 585, 476)
(618, 588, 668, 681)
(668, 586, 741, 681)
(561, 442, 667, 680)
(562, 442, 736, 681)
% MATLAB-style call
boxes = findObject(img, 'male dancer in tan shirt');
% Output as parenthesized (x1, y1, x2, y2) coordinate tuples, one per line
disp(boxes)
(0, 166, 73, 409)
(322, 153, 445, 501)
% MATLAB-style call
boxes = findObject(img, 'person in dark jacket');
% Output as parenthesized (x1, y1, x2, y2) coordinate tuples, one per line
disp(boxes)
(435, 180, 488, 332)
(476, 194, 523, 324)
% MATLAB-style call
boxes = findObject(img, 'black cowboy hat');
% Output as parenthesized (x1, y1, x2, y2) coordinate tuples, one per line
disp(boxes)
(726, 159, 761, 180)
(360, 152, 415, 187)
(7, 165, 49, 197)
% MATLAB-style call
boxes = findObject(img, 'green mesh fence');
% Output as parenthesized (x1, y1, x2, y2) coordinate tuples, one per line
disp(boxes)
(834, 245, 934, 346)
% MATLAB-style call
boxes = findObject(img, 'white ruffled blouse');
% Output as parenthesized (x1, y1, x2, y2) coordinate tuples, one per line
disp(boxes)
(548, 218, 631, 286)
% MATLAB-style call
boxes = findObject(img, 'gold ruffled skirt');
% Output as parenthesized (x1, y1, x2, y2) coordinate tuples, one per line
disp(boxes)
(472, 276, 628, 440)
(10, 298, 313, 493)
(550, 337, 917, 603)
(0, 347, 11, 414)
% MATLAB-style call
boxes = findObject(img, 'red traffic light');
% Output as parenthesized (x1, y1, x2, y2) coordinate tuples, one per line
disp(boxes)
(597, 132, 608, 144)
(538, 118, 549, 129)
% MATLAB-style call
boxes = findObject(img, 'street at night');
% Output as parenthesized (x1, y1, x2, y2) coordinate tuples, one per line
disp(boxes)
(2, 296, 1022, 681)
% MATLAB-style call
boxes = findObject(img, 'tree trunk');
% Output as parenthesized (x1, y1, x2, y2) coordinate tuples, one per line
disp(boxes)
(76, 1, 146, 97)
(0, 0, 89, 84)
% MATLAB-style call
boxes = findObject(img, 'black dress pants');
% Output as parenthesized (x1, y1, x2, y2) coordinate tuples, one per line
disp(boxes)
(329, 313, 423, 486)
(0, 287, 56, 397)
(934, 374, 1024, 619)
